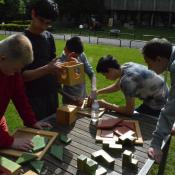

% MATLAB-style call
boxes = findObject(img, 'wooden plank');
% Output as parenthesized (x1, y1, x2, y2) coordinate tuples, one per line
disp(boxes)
(23, 170, 38, 175)
(0, 127, 58, 160)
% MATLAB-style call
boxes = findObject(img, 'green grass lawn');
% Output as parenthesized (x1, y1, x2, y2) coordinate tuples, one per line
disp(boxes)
(1, 35, 175, 174)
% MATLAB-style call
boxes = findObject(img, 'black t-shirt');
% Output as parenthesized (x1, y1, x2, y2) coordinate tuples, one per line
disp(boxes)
(23, 30, 58, 97)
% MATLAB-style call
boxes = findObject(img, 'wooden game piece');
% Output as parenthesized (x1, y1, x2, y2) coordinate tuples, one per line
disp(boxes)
(30, 160, 44, 174)
(0, 156, 21, 175)
(91, 149, 115, 168)
(119, 130, 136, 145)
(95, 167, 107, 175)
(23, 170, 38, 175)
(130, 158, 138, 170)
(50, 145, 63, 161)
(113, 126, 131, 136)
(60, 134, 72, 144)
(122, 150, 132, 167)
(77, 154, 87, 172)
(97, 117, 123, 129)
(16, 153, 37, 164)
(57, 105, 77, 126)
(100, 130, 114, 138)
(58, 61, 85, 86)
(102, 140, 122, 154)
(121, 121, 135, 131)
(96, 128, 119, 143)
(122, 150, 138, 170)
(32, 135, 47, 153)
(85, 158, 98, 174)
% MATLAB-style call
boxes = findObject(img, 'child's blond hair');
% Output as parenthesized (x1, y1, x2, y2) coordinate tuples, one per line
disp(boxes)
(0, 34, 33, 65)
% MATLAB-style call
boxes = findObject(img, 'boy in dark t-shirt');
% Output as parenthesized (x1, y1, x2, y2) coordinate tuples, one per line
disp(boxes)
(23, 0, 60, 120)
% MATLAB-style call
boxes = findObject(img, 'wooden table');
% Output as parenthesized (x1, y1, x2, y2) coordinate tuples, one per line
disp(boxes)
(23, 112, 171, 175)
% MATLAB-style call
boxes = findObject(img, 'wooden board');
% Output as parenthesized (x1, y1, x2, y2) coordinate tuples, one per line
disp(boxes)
(0, 127, 58, 160)
(96, 119, 143, 145)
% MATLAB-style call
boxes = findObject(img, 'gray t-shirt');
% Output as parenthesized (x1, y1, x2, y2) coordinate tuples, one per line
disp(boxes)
(120, 62, 168, 110)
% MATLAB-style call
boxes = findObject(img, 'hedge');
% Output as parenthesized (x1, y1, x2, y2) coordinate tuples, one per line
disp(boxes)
(0, 23, 29, 31)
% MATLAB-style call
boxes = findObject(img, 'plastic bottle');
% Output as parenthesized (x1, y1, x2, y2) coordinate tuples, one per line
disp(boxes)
(91, 100, 99, 124)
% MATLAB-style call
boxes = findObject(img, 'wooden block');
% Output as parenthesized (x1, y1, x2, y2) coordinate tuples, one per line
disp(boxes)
(97, 117, 123, 129)
(102, 140, 116, 150)
(100, 130, 114, 138)
(50, 144, 63, 161)
(16, 153, 37, 165)
(60, 134, 72, 144)
(122, 150, 138, 170)
(122, 150, 132, 167)
(0, 156, 21, 175)
(121, 121, 135, 131)
(57, 105, 77, 126)
(30, 160, 44, 174)
(23, 170, 38, 175)
(58, 61, 85, 86)
(130, 158, 138, 170)
(95, 167, 107, 175)
(119, 130, 136, 145)
(113, 126, 130, 136)
(32, 135, 47, 153)
(102, 140, 122, 154)
(91, 149, 115, 168)
(85, 158, 98, 174)
(77, 154, 87, 172)
(96, 129, 118, 143)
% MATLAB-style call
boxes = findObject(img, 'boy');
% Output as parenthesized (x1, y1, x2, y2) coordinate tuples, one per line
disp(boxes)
(96, 55, 168, 117)
(59, 36, 96, 106)
(22, 0, 60, 120)
(142, 38, 175, 163)
(0, 34, 50, 151)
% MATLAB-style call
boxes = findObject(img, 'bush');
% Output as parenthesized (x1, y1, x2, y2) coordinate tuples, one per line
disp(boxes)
(0, 24, 29, 31)
(9, 20, 31, 25)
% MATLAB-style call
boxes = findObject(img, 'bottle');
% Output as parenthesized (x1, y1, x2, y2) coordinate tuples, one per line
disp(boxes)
(91, 100, 99, 125)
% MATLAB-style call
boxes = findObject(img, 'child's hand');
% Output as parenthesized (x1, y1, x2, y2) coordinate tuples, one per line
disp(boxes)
(47, 59, 62, 74)
(148, 147, 163, 163)
(11, 138, 34, 151)
(32, 121, 52, 130)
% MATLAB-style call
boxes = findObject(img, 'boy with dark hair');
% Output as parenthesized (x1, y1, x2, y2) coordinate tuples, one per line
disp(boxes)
(23, 0, 60, 120)
(96, 55, 168, 117)
(0, 34, 50, 151)
(142, 38, 175, 163)
(59, 36, 96, 105)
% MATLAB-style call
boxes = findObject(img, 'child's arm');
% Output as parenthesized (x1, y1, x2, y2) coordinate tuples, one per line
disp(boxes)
(22, 59, 61, 82)
(98, 97, 135, 116)
(97, 81, 121, 95)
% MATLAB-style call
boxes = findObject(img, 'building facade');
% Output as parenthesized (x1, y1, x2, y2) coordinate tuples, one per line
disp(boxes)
(104, 0, 175, 26)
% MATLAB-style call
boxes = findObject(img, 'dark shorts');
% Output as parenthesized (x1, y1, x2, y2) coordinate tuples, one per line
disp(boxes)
(28, 93, 58, 120)
(135, 103, 161, 117)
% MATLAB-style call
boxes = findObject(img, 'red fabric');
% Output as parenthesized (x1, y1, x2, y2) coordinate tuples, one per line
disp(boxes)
(0, 71, 37, 148)
(0, 116, 14, 148)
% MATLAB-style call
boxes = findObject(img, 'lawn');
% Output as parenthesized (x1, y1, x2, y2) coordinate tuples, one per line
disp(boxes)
(1, 35, 175, 175)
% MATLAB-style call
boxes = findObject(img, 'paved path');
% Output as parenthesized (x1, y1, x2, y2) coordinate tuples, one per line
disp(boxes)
(0, 30, 147, 49)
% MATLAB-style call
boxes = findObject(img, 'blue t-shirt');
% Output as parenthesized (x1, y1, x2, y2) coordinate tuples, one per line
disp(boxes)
(120, 62, 168, 110)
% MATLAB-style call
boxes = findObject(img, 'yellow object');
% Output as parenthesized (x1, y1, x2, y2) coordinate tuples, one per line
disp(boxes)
(58, 61, 85, 86)
(57, 105, 78, 125)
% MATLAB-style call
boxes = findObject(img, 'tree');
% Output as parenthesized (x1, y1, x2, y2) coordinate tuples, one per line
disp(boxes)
(56, 0, 105, 25)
